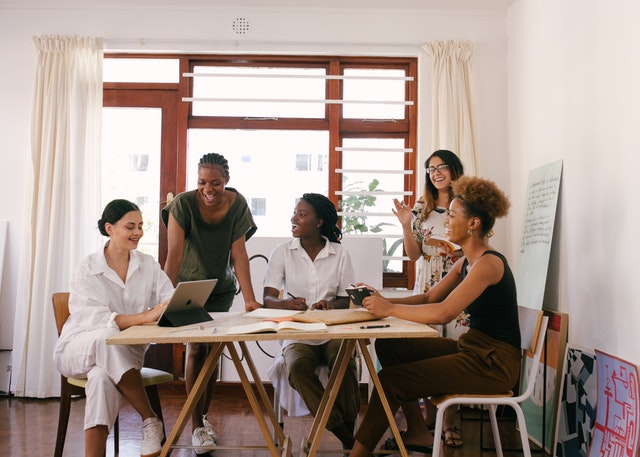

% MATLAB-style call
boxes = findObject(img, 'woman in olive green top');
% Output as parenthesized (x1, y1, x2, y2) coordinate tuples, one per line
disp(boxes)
(162, 152, 261, 454)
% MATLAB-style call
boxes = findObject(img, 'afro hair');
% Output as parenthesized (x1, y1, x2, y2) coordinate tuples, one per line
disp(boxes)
(451, 176, 510, 221)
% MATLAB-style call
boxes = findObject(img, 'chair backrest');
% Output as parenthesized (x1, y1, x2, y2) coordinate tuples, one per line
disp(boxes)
(52, 292, 71, 337)
(517, 305, 549, 401)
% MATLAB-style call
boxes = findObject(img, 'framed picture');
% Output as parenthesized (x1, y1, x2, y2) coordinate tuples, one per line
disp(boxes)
(520, 310, 568, 452)
(553, 344, 597, 457)
(587, 350, 639, 457)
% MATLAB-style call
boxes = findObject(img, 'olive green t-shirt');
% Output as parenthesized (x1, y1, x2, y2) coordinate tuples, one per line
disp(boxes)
(162, 188, 257, 311)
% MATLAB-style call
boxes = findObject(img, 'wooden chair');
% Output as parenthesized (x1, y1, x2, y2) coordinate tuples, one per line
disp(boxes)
(52, 292, 174, 457)
(430, 306, 549, 457)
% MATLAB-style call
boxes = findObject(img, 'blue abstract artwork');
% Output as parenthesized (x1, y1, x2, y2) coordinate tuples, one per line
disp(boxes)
(554, 345, 597, 457)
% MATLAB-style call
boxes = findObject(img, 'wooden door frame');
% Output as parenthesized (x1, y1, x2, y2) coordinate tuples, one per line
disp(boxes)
(103, 85, 179, 267)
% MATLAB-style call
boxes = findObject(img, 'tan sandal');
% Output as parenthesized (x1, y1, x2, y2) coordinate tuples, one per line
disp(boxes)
(441, 426, 463, 448)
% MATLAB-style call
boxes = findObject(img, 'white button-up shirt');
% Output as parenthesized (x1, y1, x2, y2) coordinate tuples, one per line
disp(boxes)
(263, 237, 355, 346)
(56, 245, 174, 346)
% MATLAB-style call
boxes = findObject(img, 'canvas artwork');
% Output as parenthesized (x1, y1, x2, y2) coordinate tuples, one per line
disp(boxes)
(587, 350, 639, 457)
(520, 310, 569, 452)
(554, 345, 598, 457)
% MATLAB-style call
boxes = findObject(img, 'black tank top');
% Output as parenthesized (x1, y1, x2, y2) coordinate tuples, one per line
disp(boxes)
(461, 250, 521, 349)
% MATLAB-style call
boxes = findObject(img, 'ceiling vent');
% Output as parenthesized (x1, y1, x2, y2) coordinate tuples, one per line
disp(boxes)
(232, 17, 250, 35)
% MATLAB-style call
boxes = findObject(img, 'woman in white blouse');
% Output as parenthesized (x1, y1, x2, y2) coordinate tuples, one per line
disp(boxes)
(53, 199, 174, 457)
(262, 193, 358, 451)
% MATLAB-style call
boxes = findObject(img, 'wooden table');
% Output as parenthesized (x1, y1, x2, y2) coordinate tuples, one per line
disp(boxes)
(107, 312, 438, 457)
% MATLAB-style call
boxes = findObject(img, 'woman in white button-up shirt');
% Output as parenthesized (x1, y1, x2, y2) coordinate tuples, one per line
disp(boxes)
(263, 193, 358, 451)
(54, 199, 174, 457)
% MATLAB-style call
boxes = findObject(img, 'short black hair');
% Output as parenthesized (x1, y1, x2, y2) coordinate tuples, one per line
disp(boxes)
(198, 153, 229, 177)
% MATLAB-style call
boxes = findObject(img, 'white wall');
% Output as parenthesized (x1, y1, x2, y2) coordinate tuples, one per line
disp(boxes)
(0, 3, 508, 352)
(3, 0, 638, 399)
(507, 0, 640, 363)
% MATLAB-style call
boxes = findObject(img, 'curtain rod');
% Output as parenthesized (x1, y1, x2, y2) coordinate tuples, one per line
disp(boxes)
(104, 38, 425, 51)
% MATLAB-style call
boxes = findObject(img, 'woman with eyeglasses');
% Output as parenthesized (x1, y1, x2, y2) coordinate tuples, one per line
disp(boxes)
(390, 149, 465, 449)
(392, 149, 464, 295)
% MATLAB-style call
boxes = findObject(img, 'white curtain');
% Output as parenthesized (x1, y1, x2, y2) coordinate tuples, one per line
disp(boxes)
(423, 40, 478, 175)
(11, 36, 103, 398)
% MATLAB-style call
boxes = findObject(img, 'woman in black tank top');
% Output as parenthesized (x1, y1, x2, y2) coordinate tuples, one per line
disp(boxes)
(348, 176, 521, 457)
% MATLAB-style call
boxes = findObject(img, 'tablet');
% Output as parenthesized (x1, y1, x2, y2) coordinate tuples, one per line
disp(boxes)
(157, 279, 217, 327)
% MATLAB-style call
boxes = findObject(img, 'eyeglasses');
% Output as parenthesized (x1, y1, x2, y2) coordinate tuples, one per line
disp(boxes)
(426, 164, 449, 175)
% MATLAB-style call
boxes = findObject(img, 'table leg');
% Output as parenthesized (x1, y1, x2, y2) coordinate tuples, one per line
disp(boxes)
(301, 339, 356, 457)
(356, 339, 408, 457)
(237, 341, 287, 445)
(160, 342, 225, 457)
(226, 342, 289, 457)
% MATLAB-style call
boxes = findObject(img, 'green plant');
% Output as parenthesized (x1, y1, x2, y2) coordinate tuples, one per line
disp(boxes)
(340, 177, 404, 272)
(340, 178, 387, 234)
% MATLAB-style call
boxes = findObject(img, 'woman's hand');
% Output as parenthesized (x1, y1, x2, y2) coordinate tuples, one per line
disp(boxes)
(146, 301, 168, 323)
(362, 293, 393, 318)
(353, 282, 379, 295)
(391, 198, 413, 227)
(310, 300, 329, 310)
(244, 299, 263, 312)
(288, 297, 308, 311)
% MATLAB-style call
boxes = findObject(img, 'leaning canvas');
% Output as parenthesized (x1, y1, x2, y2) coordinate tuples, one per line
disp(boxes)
(553, 344, 598, 457)
(520, 310, 568, 453)
(587, 350, 639, 457)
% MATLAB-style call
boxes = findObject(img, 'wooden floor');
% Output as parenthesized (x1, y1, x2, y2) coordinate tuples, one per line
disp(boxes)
(0, 383, 543, 456)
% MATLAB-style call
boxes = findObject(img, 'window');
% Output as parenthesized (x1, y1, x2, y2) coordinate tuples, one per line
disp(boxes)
(251, 198, 267, 216)
(295, 154, 312, 172)
(103, 54, 418, 288)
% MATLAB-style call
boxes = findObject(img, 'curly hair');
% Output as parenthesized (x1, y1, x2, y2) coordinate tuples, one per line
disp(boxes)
(198, 152, 229, 177)
(300, 193, 342, 243)
(451, 176, 510, 236)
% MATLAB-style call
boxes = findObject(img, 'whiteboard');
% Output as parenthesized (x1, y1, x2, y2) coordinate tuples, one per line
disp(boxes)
(0, 221, 7, 295)
(516, 160, 563, 310)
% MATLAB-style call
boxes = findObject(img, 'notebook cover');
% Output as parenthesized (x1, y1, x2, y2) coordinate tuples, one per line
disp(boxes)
(292, 309, 380, 325)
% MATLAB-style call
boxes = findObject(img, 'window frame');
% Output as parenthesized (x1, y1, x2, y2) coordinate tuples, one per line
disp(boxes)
(104, 53, 418, 288)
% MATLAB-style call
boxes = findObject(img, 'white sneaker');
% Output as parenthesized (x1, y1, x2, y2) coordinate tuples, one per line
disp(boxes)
(192, 426, 216, 455)
(140, 417, 164, 457)
(202, 415, 218, 441)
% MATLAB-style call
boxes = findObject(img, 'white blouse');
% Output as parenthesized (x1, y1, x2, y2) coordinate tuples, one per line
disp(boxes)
(56, 245, 174, 345)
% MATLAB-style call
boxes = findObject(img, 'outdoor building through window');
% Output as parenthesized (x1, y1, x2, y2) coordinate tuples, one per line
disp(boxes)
(102, 54, 418, 289)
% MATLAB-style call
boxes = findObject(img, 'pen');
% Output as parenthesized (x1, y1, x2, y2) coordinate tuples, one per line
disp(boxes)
(360, 324, 390, 329)
(287, 292, 298, 299)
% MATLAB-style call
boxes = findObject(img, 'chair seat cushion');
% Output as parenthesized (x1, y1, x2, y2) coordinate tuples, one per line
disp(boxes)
(141, 367, 174, 385)
(67, 367, 172, 388)
(430, 390, 514, 406)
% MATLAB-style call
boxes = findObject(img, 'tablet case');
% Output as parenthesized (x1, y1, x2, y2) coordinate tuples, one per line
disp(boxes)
(345, 286, 371, 307)
(158, 307, 213, 327)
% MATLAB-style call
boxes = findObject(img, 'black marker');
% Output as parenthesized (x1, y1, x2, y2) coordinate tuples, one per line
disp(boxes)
(360, 324, 390, 329)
